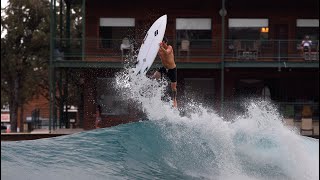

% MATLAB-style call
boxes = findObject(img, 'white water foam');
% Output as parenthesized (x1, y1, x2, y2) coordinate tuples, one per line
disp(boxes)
(114, 64, 319, 179)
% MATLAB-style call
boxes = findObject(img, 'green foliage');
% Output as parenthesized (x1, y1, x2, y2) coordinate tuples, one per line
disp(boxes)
(1, 0, 84, 130)
(1, 0, 50, 130)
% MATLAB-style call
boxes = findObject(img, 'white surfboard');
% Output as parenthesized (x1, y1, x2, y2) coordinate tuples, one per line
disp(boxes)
(133, 14, 167, 76)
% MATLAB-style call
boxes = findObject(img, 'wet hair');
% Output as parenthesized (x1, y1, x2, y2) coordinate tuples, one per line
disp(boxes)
(163, 37, 168, 44)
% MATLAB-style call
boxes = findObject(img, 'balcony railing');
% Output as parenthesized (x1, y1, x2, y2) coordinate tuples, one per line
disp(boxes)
(53, 38, 319, 62)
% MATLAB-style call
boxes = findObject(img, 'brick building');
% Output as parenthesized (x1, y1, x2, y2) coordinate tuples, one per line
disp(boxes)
(15, 0, 319, 131)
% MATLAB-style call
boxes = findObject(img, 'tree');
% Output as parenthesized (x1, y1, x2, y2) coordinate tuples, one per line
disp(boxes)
(1, 0, 50, 131)
(1, 0, 85, 131)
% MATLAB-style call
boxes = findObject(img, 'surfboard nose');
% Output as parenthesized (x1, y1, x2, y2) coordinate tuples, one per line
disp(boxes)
(158, 14, 167, 22)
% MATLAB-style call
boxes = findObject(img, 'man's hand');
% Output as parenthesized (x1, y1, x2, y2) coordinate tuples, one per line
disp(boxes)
(161, 41, 168, 49)
(160, 42, 169, 52)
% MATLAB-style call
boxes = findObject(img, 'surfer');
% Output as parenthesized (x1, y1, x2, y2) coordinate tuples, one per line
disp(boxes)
(152, 37, 178, 108)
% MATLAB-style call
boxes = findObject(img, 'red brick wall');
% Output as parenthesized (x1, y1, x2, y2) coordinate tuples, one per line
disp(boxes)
(84, 0, 318, 62)
(19, 94, 50, 132)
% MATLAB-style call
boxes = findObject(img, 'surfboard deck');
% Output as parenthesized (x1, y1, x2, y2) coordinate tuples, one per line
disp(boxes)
(133, 15, 167, 76)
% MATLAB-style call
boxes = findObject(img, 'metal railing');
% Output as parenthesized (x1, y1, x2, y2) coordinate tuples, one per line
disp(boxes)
(53, 38, 319, 62)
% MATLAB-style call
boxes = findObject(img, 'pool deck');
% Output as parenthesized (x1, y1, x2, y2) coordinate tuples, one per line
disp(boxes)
(1, 128, 85, 141)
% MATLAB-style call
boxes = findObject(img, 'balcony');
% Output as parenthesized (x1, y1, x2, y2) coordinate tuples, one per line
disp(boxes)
(53, 38, 319, 68)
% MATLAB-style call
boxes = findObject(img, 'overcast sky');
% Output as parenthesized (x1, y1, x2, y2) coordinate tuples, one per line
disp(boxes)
(1, 0, 7, 37)
(1, 0, 8, 8)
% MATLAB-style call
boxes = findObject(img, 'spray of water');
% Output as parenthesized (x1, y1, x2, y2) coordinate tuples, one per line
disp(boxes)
(113, 56, 319, 179)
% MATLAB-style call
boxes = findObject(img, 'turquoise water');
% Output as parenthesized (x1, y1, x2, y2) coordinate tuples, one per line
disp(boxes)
(1, 119, 319, 180)
(1, 70, 319, 180)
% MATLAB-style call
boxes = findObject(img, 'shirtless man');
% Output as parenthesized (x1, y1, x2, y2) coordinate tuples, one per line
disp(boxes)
(153, 37, 177, 107)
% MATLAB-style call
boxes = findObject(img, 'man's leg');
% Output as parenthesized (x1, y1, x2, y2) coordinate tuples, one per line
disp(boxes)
(171, 82, 177, 107)
(152, 71, 161, 80)
(152, 67, 167, 80)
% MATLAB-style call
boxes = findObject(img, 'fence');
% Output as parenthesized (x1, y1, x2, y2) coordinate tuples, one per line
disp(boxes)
(53, 38, 319, 62)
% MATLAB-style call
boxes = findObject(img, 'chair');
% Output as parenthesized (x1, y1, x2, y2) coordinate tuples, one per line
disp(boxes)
(302, 105, 312, 118)
(178, 39, 190, 59)
(300, 118, 314, 135)
(120, 37, 133, 60)
(234, 40, 243, 60)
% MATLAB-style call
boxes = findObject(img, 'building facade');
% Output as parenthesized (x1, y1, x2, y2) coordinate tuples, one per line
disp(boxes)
(17, 0, 319, 132)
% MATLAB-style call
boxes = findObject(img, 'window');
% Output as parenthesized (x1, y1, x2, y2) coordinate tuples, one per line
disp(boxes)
(229, 18, 269, 40)
(176, 18, 212, 48)
(228, 18, 269, 51)
(96, 78, 128, 115)
(99, 18, 135, 49)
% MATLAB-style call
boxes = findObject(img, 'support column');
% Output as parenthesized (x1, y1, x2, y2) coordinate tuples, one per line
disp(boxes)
(220, 0, 226, 117)
(82, 0, 86, 61)
(49, 0, 54, 133)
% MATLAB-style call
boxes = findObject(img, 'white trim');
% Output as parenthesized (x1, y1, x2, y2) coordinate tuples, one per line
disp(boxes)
(229, 18, 269, 28)
(99, 18, 135, 27)
(296, 19, 319, 27)
(176, 18, 212, 30)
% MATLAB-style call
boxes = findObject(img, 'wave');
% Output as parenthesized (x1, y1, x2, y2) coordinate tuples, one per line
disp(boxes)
(1, 68, 319, 180)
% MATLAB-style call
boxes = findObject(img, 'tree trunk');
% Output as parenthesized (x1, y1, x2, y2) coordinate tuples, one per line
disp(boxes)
(19, 106, 24, 132)
(10, 75, 21, 132)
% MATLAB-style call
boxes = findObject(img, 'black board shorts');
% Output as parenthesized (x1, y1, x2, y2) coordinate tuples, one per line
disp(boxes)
(158, 67, 177, 83)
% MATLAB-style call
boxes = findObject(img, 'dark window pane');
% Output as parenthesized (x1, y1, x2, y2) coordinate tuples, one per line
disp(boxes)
(176, 30, 212, 48)
(99, 27, 135, 49)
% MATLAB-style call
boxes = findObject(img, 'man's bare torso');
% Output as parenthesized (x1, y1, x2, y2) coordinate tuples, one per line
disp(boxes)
(158, 43, 176, 69)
